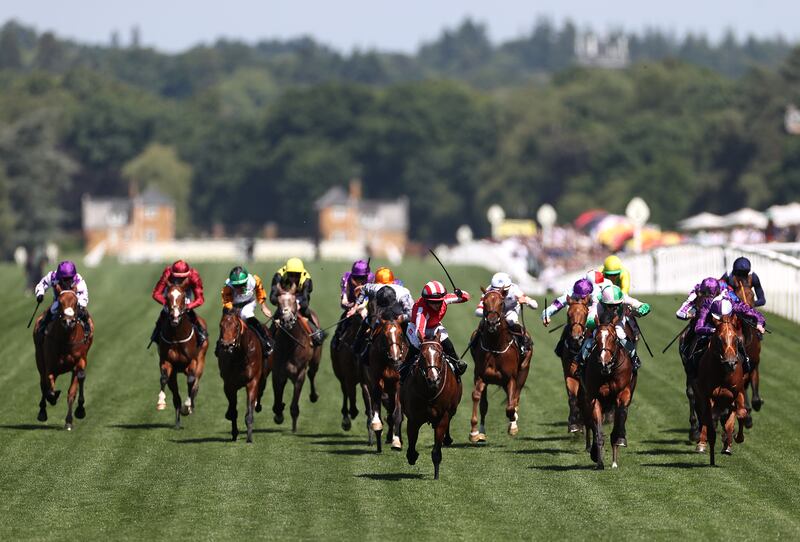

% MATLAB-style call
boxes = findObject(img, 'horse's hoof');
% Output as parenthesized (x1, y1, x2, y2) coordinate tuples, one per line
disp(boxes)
(37, 410, 47, 422)
(246, 436, 253, 444)
(46, 390, 61, 406)
(508, 422, 519, 436)
(722, 446, 733, 456)
(64, 423, 73, 431)
(568, 424, 581, 434)
(274, 413, 284, 425)
(690, 430, 701, 443)
(696, 443, 707, 453)
(611, 461, 618, 469)
(743, 415, 753, 429)
(225, 411, 234, 421)
(341, 417, 352, 431)
(443, 434, 453, 447)
(157, 391, 167, 410)
(349, 408, 359, 420)
(231, 432, 238, 442)
(590, 447, 599, 463)
(735, 432, 745, 444)
(752, 397, 763, 412)
(407, 450, 419, 465)
(595, 462, 605, 470)
(370, 418, 383, 432)
(309, 392, 319, 403)
(391, 436, 402, 450)
(478, 433, 487, 443)
(174, 424, 182, 430)
(614, 437, 627, 448)
(180, 405, 190, 416)
(469, 431, 481, 443)
(75, 405, 86, 419)
(255, 403, 263, 413)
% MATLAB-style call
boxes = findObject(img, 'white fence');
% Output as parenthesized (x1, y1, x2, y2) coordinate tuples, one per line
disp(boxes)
(551, 244, 800, 323)
(115, 239, 316, 263)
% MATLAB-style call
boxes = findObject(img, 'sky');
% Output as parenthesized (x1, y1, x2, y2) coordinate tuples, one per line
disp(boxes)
(1, 1, 798, 53)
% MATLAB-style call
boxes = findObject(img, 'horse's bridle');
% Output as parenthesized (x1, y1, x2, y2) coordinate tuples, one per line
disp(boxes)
(218, 315, 245, 354)
(380, 321, 406, 365)
(592, 326, 621, 375)
(713, 320, 740, 372)
(418, 341, 447, 400)
(482, 291, 504, 333)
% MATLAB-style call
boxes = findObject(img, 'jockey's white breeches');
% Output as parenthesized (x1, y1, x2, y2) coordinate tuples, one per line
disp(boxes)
(406, 323, 448, 349)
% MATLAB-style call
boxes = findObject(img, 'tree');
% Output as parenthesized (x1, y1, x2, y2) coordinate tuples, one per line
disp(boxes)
(0, 25, 22, 70)
(34, 32, 66, 72)
(122, 143, 193, 235)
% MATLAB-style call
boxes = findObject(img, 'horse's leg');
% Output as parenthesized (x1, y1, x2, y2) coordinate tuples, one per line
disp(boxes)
(340, 382, 351, 431)
(432, 416, 448, 480)
(45, 371, 59, 405)
(370, 380, 384, 452)
(38, 374, 49, 422)
(272, 367, 286, 425)
(183, 364, 196, 416)
(290, 370, 307, 433)
(743, 384, 753, 429)
(566, 374, 582, 433)
(706, 399, 716, 466)
(751, 365, 763, 411)
(390, 384, 402, 450)
(224, 381, 239, 441)
(64, 370, 79, 431)
(723, 408, 736, 455)
(308, 350, 320, 403)
(255, 371, 267, 413)
(611, 391, 631, 469)
(734, 392, 747, 445)
(360, 376, 375, 446)
(158, 362, 170, 410)
(469, 377, 486, 443)
(74, 367, 86, 419)
(687, 378, 701, 442)
(591, 399, 604, 469)
(406, 417, 421, 466)
(506, 377, 519, 436)
(168, 369, 182, 429)
(479, 385, 489, 440)
(245, 378, 258, 444)
(347, 362, 359, 420)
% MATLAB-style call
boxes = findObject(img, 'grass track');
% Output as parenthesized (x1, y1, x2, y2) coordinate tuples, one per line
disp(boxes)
(1, 260, 799, 540)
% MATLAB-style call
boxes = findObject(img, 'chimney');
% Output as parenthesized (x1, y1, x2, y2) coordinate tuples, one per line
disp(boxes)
(128, 178, 139, 199)
(348, 178, 362, 201)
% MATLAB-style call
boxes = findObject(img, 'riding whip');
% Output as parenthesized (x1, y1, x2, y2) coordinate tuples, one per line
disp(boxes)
(428, 249, 459, 292)
(548, 322, 566, 334)
(633, 316, 654, 358)
(27, 299, 41, 329)
(662, 322, 690, 354)
(319, 313, 355, 333)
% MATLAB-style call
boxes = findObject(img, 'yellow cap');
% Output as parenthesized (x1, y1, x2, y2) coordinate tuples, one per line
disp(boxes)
(285, 257, 305, 274)
(602, 255, 623, 275)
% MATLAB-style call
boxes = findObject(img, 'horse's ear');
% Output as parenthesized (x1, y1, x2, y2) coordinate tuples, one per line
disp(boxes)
(480, 286, 486, 294)
(434, 329, 442, 343)
(289, 283, 297, 294)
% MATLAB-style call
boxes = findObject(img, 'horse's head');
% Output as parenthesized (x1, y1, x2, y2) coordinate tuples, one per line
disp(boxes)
(593, 323, 619, 376)
(379, 318, 407, 366)
(419, 337, 445, 392)
(276, 283, 298, 328)
(567, 296, 590, 344)
(165, 284, 187, 327)
(57, 290, 79, 331)
(218, 310, 244, 355)
(714, 315, 741, 372)
(732, 275, 755, 307)
(481, 287, 506, 333)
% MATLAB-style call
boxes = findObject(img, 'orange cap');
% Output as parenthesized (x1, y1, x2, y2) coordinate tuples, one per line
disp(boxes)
(375, 267, 395, 285)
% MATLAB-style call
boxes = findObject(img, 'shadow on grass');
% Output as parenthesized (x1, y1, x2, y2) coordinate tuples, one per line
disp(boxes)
(538, 421, 567, 428)
(327, 448, 375, 456)
(252, 428, 282, 434)
(356, 472, 425, 481)
(641, 438, 686, 445)
(641, 461, 706, 469)
(107, 423, 172, 430)
(522, 435, 572, 442)
(529, 464, 595, 471)
(634, 449, 695, 456)
(512, 447, 576, 455)
(311, 438, 364, 446)
(293, 432, 347, 439)
(662, 428, 688, 434)
(0, 423, 61, 431)
(171, 436, 232, 444)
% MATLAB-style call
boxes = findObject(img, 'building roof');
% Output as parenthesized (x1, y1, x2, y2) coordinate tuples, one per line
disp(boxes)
(314, 186, 350, 210)
(82, 195, 131, 230)
(137, 186, 174, 206)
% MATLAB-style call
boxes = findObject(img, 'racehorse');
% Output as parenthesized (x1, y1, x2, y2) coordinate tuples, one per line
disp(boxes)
(695, 315, 747, 465)
(330, 312, 369, 432)
(730, 275, 763, 423)
(402, 335, 462, 480)
(157, 284, 209, 429)
(216, 310, 265, 443)
(582, 321, 635, 469)
(271, 284, 322, 432)
(33, 289, 93, 429)
(367, 318, 408, 452)
(678, 324, 705, 443)
(557, 296, 589, 434)
(468, 288, 531, 443)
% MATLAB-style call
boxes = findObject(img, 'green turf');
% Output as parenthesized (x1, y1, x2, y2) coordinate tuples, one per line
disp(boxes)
(1, 260, 799, 540)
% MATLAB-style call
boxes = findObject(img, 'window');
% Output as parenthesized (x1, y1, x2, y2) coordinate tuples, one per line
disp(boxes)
(144, 229, 157, 242)
(331, 206, 348, 220)
(144, 206, 158, 219)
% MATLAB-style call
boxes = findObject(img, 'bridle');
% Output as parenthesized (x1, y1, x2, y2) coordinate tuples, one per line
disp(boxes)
(380, 320, 406, 365)
(481, 290, 505, 333)
(218, 313, 245, 354)
(713, 318, 740, 372)
(418, 340, 448, 401)
(592, 325, 621, 376)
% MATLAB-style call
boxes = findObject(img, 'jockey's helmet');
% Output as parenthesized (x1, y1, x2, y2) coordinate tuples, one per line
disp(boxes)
(490, 272, 512, 290)
(600, 285, 624, 305)
(375, 267, 395, 285)
(229, 266, 249, 287)
(351, 259, 370, 277)
(421, 280, 447, 301)
(602, 255, 623, 276)
(572, 278, 593, 298)
(699, 277, 720, 296)
(710, 298, 733, 320)
(285, 258, 306, 275)
(55, 260, 77, 281)
(732, 257, 751, 276)
(171, 260, 191, 278)
(376, 285, 397, 307)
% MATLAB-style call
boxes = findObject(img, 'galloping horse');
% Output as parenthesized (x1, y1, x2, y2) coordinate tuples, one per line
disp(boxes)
(695, 315, 747, 465)
(367, 318, 408, 452)
(557, 296, 589, 433)
(216, 310, 265, 442)
(402, 335, 462, 480)
(730, 275, 763, 421)
(33, 289, 93, 429)
(330, 312, 368, 432)
(157, 284, 209, 429)
(271, 284, 322, 432)
(582, 321, 635, 469)
(468, 288, 531, 443)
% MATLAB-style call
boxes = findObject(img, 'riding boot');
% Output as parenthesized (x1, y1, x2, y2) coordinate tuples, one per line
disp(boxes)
(38, 309, 54, 339)
(77, 307, 92, 338)
(188, 310, 207, 347)
(622, 339, 641, 373)
(247, 317, 273, 357)
(303, 309, 326, 346)
(442, 338, 467, 377)
(352, 319, 370, 354)
(738, 342, 752, 373)
(400, 345, 420, 383)
(554, 337, 565, 358)
(509, 323, 528, 356)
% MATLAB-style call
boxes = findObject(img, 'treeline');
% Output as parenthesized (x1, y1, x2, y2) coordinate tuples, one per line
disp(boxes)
(1, 19, 800, 254)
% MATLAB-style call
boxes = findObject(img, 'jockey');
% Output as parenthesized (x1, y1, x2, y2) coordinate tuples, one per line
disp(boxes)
(401, 281, 471, 378)
(600, 255, 631, 295)
(331, 259, 373, 350)
(542, 277, 595, 357)
(350, 267, 414, 361)
(150, 259, 207, 347)
(580, 285, 650, 372)
(35, 260, 91, 338)
(721, 256, 766, 307)
(694, 294, 765, 372)
(676, 277, 720, 375)
(474, 272, 538, 356)
(222, 266, 274, 357)
(269, 257, 324, 345)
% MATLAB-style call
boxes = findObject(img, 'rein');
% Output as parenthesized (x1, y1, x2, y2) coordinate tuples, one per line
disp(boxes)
(418, 341, 448, 402)
(160, 326, 195, 345)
